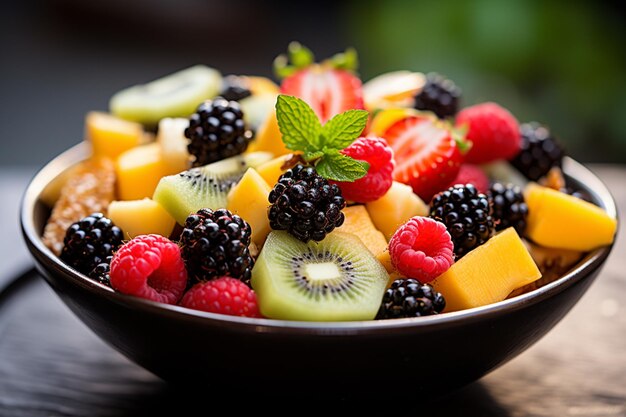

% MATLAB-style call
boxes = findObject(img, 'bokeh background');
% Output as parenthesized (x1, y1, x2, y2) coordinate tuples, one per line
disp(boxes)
(1, 0, 625, 166)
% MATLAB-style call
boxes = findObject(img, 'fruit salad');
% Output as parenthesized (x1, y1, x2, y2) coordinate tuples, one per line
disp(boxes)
(41, 42, 617, 321)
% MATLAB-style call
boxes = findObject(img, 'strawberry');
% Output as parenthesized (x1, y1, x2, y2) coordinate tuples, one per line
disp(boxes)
(281, 67, 364, 123)
(382, 115, 465, 203)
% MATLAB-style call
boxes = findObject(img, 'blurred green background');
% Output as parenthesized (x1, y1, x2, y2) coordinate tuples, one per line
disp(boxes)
(1, 0, 624, 165)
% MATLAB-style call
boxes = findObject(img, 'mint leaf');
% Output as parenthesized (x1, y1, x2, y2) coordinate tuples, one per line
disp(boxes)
(275, 95, 322, 152)
(321, 109, 368, 149)
(315, 150, 369, 182)
(303, 150, 324, 162)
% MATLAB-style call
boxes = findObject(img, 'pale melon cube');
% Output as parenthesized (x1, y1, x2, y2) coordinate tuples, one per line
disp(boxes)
(432, 228, 541, 312)
(333, 205, 388, 266)
(227, 168, 272, 246)
(524, 183, 617, 251)
(108, 199, 176, 239)
(157, 117, 190, 173)
(365, 181, 429, 240)
(86, 112, 144, 159)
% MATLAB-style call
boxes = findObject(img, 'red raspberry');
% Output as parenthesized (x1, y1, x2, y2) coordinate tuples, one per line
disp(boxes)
(389, 216, 454, 283)
(180, 277, 261, 318)
(456, 102, 521, 164)
(448, 163, 489, 194)
(110, 235, 188, 304)
(331, 136, 394, 203)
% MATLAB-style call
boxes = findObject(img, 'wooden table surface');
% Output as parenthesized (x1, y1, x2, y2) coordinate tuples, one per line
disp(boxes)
(1, 165, 624, 417)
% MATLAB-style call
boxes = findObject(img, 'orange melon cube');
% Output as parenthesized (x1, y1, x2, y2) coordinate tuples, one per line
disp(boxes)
(365, 181, 429, 241)
(255, 154, 291, 188)
(432, 228, 541, 312)
(108, 198, 176, 239)
(86, 112, 144, 159)
(227, 168, 272, 246)
(246, 109, 290, 157)
(335, 206, 388, 263)
(116, 143, 168, 201)
(524, 183, 617, 251)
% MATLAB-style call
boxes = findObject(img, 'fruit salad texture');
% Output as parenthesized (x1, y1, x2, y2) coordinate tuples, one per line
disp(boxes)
(41, 42, 617, 321)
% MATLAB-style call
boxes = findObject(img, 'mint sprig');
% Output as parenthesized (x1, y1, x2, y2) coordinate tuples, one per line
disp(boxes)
(275, 95, 369, 182)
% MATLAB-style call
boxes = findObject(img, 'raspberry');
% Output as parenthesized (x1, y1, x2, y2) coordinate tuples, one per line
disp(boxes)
(448, 163, 489, 194)
(388, 217, 454, 283)
(330, 136, 394, 203)
(180, 277, 261, 318)
(456, 102, 521, 164)
(110, 235, 188, 304)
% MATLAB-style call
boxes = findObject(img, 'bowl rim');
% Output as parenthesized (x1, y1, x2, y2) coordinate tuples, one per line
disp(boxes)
(20, 143, 618, 333)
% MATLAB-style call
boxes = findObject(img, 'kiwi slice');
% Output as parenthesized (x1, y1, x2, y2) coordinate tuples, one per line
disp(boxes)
(251, 231, 389, 321)
(153, 151, 272, 224)
(110, 65, 222, 126)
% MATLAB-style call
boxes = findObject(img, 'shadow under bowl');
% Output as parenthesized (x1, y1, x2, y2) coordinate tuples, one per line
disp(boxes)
(20, 143, 617, 395)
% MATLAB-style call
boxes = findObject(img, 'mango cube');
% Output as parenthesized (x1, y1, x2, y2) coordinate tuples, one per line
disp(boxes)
(116, 143, 168, 201)
(108, 198, 176, 239)
(365, 181, 429, 240)
(255, 154, 291, 188)
(86, 112, 144, 159)
(246, 109, 290, 157)
(432, 228, 541, 312)
(524, 183, 616, 251)
(227, 168, 272, 246)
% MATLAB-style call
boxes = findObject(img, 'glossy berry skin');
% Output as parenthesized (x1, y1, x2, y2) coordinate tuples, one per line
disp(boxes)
(60, 213, 123, 276)
(180, 208, 254, 287)
(185, 97, 253, 167)
(488, 182, 529, 234)
(377, 278, 446, 319)
(413, 73, 461, 119)
(88, 255, 113, 287)
(430, 184, 495, 259)
(382, 115, 464, 203)
(180, 277, 261, 318)
(448, 164, 490, 194)
(456, 102, 521, 164)
(510, 122, 565, 181)
(389, 216, 454, 283)
(281, 67, 364, 123)
(220, 75, 252, 102)
(330, 136, 395, 203)
(268, 164, 346, 242)
(110, 235, 188, 305)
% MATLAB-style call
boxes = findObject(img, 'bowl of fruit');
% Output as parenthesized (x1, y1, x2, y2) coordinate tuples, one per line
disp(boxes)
(21, 44, 617, 395)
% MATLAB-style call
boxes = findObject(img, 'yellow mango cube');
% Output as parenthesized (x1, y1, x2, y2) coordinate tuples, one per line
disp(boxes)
(86, 112, 144, 159)
(365, 181, 429, 240)
(524, 183, 617, 251)
(255, 154, 292, 188)
(432, 228, 542, 312)
(246, 109, 291, 157)
(227, 168, 272, 246)
(116, 143, 168, 201)
(108, 198, 176, 239)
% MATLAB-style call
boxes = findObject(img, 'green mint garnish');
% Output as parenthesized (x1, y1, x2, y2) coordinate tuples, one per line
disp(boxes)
(273, 42, 359, 80)
(275, 95, 369, 182)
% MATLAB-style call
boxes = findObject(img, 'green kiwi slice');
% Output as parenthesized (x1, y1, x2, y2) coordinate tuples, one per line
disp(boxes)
(110, 65, 222, 126)
(153, 151, 272, 225)
(251, 231, 389, 321)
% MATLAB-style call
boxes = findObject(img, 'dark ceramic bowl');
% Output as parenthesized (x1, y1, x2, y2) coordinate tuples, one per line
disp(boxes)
(21, 143, 617, 395)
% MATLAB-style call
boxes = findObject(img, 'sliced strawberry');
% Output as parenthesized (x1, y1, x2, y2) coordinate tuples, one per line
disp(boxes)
(382, 116, 464, 203)
(281, 67, 364, 123)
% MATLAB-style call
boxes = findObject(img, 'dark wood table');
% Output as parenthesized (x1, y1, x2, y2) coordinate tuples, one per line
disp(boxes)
(1, 166, 624, 416)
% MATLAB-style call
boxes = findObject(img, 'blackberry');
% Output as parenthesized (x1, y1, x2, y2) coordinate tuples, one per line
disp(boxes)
(488, 182, 528, 234)
(430, 184, 495, 259)
(511, 122, 565, 181)
(220, 75, 252, 102)
(377, 279, 445, 319)
(89, 256, 113, 287)
(180, 208, 254, 286)
(267, 164, 346, 242)
(413, 72, 461, 119)
(60, 213, 123, 275)
(185, 97, 253, 167)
